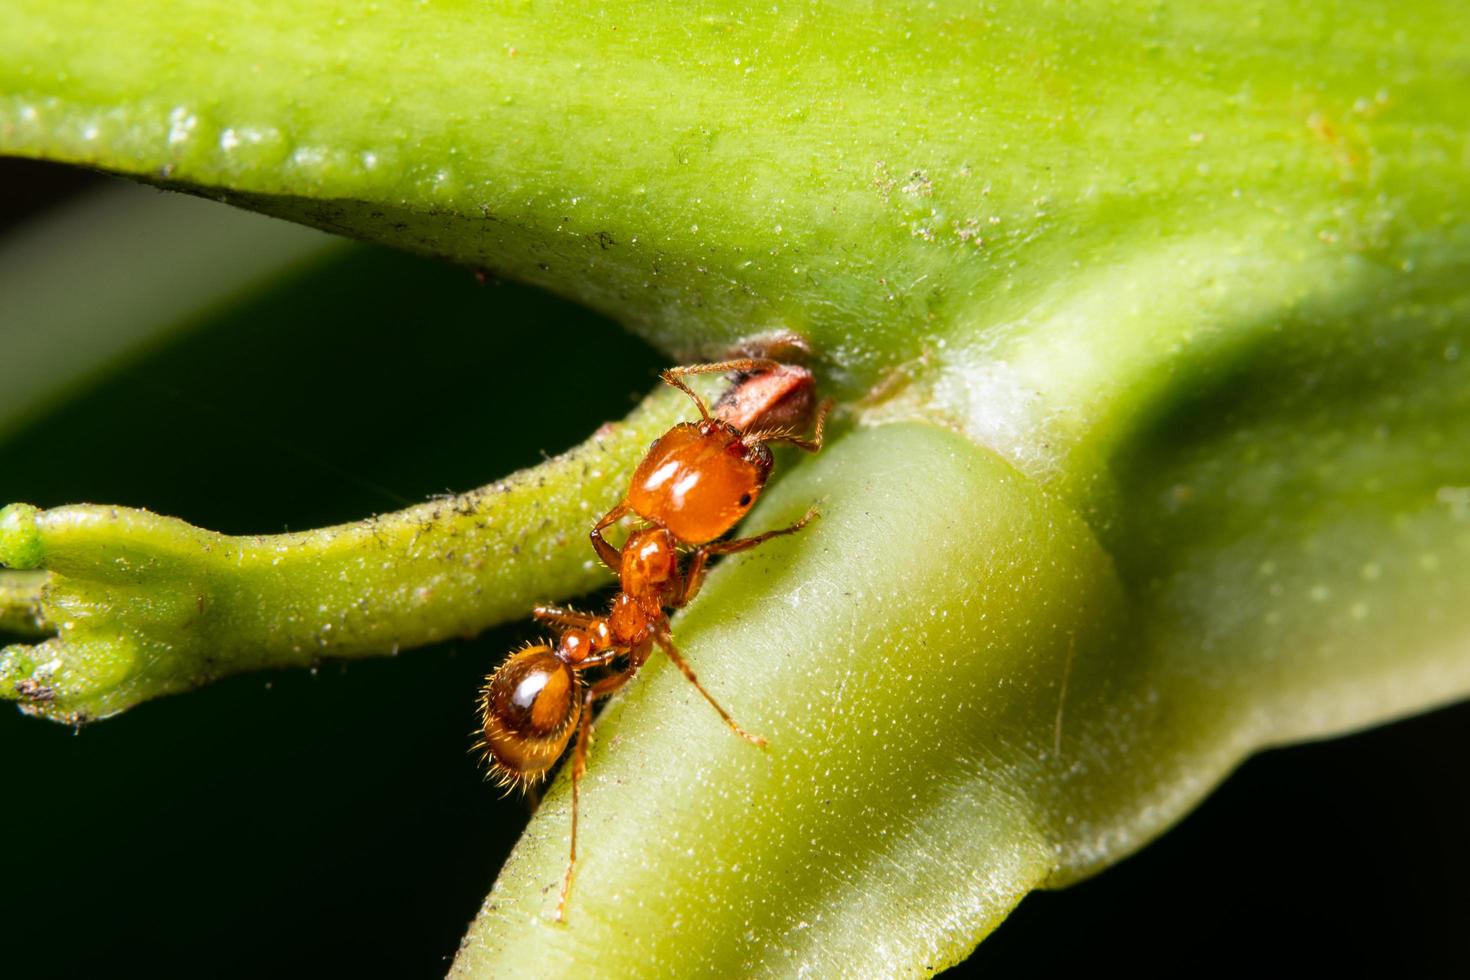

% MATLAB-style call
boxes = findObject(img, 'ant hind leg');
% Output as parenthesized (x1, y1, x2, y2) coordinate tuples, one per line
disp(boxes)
(654, 630, 766, 748)
(556, 666, 638, 922)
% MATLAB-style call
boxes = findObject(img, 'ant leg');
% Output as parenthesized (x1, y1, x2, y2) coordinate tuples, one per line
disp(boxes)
(659, 374, 711, 421)
(660, 359, 782, 420)
(575, 649, 626, 669)
(678, 552, 713, 608)
(589, 500, 629, 573)
(664, 358, 782, 379)
(558, 665, 638, 922)
(677, 505, 820, 607)
(531, 605, 599, 630)
(654, 630, 767, 748)
(747, 397, 832, 453)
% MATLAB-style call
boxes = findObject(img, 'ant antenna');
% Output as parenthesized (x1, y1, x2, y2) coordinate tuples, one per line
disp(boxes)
(745, 397, 832, 453)
(660, 359, 782, 423)
(658, 370, 711, 421)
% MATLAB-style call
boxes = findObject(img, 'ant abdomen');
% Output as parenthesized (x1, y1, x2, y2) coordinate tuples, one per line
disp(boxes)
(479, 644, 581, 786)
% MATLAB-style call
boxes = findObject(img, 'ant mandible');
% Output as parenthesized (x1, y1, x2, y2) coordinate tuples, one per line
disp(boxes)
(477, 359, 829, 919)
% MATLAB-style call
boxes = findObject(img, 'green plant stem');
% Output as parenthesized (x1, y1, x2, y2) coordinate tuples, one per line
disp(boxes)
(0, 382, 706, 723)
(5, 2, 1465, 429)
(455, 416, 1470, 975)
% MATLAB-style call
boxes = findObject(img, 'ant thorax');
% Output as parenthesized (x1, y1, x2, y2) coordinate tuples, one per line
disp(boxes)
(619, 528, 681, 598)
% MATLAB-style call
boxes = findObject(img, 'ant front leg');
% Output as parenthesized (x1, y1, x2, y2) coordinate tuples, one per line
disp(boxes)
(654, 630, 767, 747)
(677, 506, 821, 608)
(558, 661, 639, 922)
(588, 500, 629, 573)
(660, 359, 781, 420)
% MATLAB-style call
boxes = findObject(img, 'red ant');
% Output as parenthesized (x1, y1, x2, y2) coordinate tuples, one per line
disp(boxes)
(477, 359, 829, 919)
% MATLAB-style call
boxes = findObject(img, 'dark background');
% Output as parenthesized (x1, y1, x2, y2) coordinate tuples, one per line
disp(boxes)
(1, 159, 1467, 977)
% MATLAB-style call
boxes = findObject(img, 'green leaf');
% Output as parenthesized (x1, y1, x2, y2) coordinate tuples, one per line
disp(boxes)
(457, 423, 1118, 974)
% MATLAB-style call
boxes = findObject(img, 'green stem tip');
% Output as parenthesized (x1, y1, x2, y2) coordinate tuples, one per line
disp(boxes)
(0, 380, 714, 723)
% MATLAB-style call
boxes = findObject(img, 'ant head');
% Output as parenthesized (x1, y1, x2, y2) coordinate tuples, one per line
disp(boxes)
(628, 422, 775, 545)
(479, 644, 582, 787)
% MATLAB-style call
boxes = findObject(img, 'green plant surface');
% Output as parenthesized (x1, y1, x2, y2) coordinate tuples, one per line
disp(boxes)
(2, 1, 1468, 975)
(0, 379, 710, 723)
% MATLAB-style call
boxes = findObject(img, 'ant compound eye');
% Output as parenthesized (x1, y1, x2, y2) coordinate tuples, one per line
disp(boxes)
(739, 493, 753, 507)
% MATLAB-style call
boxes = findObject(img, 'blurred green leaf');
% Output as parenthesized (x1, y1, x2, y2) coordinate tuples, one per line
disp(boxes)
(0, 182, 339, 439)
